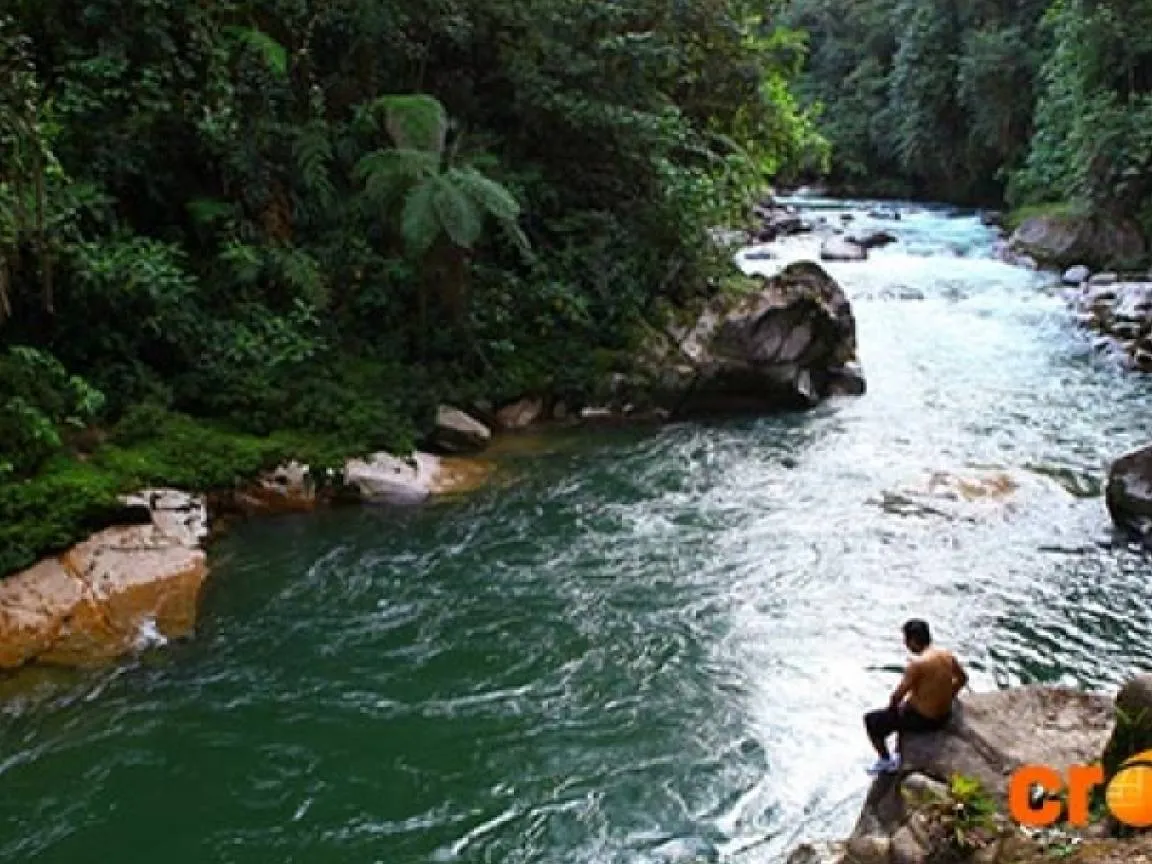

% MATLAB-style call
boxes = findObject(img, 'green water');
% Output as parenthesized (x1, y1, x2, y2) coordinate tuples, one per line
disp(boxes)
(2, 203, 1151, 864)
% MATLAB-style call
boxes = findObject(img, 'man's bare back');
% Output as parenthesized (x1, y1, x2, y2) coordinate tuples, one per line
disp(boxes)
(898, 647, 966, 720)
(864, 619, 970, 774)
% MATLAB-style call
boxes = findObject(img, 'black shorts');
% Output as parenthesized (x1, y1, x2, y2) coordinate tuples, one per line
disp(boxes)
(864, 703, 950, 739)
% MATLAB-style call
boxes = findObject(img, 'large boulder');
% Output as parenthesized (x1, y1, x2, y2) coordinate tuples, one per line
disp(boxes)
(1106, 444, 1152, 542)
(1009, 212, 1146, 270)
(431, 405, 491, 453)
(627, 262, 863, 416)
(344, 451, 492, 502)
(0, 490, 210, 669)
(844, 688, 1112, 864)
(1103, 675, 1152, 778)
(822, 236, 869, 262)
(849, 230, 899, 250)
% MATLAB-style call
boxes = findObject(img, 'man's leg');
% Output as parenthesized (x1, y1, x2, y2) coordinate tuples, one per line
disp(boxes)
(863, 706, 899, 760)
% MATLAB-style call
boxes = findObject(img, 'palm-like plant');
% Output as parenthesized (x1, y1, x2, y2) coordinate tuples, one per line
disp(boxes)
(354, 94, 529, 351)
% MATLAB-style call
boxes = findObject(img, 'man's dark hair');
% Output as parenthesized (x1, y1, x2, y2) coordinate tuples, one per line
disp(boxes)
(903, 619, 931, 647)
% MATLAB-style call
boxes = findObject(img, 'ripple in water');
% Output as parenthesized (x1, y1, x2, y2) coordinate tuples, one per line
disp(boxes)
(0, 203, 1150, 864)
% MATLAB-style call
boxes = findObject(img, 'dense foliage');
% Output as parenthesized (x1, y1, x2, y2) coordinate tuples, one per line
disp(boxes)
(785, 0, 1152, 232)
(0, 0, 824, 574)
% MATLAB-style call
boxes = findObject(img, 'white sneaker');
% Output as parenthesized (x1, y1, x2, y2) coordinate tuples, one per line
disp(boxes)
(865, 755, 901, 775)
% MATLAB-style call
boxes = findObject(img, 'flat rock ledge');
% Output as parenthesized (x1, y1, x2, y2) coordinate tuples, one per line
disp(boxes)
(789, 687, 1115, 864)
(0, 490, 209, 670)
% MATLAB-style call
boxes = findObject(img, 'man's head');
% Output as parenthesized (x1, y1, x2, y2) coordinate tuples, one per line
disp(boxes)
(902, 619, 931, 654)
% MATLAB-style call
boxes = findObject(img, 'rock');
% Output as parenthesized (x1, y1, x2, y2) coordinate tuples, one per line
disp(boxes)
(821, 237, 869, 262)
(890, 826, 927, 864)
(1090, 272, 1119, 286)
(1009, 213, 1147, 270)
(1103, 675, 1152, 776)
(849, 230, 898, 250)
(627, 262, 862, 416)
(431, 405, 492, 453)
(495, 397, 544, 431)
(118, 489, 208, 548)
(788, 842, 845, 864)
(743, 249, 776, 261)
(1106, 444, 1152, 542)
(1063, 265, 1091, 285)
(900, 773, 949, 802)
(232, 461, 318, 515)
(897, 288, 925, 301)
(851, 688, 1111, 845)
(828, 363, 868, 397)
(344, 451, 491, 502)
(0, 494, 210, 669)
(980, 211, 1005, 229)
(846, 833, 891, 864)
(868, 208, 902, 221)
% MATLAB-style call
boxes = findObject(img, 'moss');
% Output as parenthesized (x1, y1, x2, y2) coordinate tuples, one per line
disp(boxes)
(0, 409, 368, 579)
(1004, 201, 1083, 232)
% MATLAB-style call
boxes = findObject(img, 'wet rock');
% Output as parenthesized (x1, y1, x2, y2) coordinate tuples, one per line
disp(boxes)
(897, 288, 925, 301)
(849, 230, 898, 250)
(626, 262, 862, 416)
(1105, 443, 1152, 543)
(232, 461, 318, 515)
(1063, 265, 1091, 285)
(495, 397, 544, 431)
(847, 833, 891, 864)
(787, 842, 844, 864)
(431, 405, 491, 453)
(1090, 272, 1119, 286)
(1009, 212, 1146, 269)
(890, 826, 928, 864)
(980, 210, 1005, 228)
(743, 249, 776, 261)
(868, 208, 902, 221)
(1103, 675, 1152, 775)
(344, 452, 491, 502)
(821, 236, 869, 262)
(0, 492, 210, 669)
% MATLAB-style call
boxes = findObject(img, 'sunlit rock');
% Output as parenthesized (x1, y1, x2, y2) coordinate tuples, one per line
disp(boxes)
(0, 492, 209, 669)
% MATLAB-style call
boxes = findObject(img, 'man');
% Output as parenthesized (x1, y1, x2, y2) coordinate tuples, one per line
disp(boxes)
(863, 619, 969, 775)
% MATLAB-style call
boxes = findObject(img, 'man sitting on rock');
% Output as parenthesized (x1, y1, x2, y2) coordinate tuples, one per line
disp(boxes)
(864, 619, 969, 775)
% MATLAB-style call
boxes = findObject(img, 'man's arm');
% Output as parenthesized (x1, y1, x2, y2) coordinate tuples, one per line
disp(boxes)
(889, 664, 917, 708)
(951, 654, 969, 697)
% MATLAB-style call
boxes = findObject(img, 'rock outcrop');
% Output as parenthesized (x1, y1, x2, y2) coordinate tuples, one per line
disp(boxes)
(1009, 213, 1146, 270)
(1105, 444, 1152, 543)
(229, 461, 319, 515)
(625, 261, 864, 416)
(822, 236, 869, 262)
(1065, 278, 1152, 372)
(843, 687, 1113, 864)
(0, 490, 209, 669)
(431, 405, 492, 453)
(495, 397, 545, 431)
(344, 451, 492, 502)
(849, 230, 898, 250)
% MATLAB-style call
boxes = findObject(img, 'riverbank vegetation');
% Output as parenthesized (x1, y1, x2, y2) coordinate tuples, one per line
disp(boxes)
(0, 0, 826, 575)
(784, 0, 1152, 239)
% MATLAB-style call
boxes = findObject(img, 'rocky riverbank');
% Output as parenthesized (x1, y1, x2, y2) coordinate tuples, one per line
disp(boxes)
(788, 676, 1152, 864)
(0, 261, 866, 671)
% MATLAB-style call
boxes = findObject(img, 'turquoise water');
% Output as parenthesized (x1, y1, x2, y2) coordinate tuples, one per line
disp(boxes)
(2, 204, 1151, 864)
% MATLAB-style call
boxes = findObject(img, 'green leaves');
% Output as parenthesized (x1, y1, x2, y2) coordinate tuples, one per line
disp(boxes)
(363, 94, 449, 154)
(224, 26, 288, 79)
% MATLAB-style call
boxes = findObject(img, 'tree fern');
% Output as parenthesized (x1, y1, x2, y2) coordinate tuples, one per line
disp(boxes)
(401, 181, 441, 256)
(432, 176, 483, 249)
(354, 148, 438, 204)
(365, 94, 448, 154)
(452, 167, 521, 221)
(224, 26, 288, 79)
(293, 122, 336, 213)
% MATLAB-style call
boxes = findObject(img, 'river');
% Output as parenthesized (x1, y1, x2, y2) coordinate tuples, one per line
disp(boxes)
(1, 201, 1150, 864)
